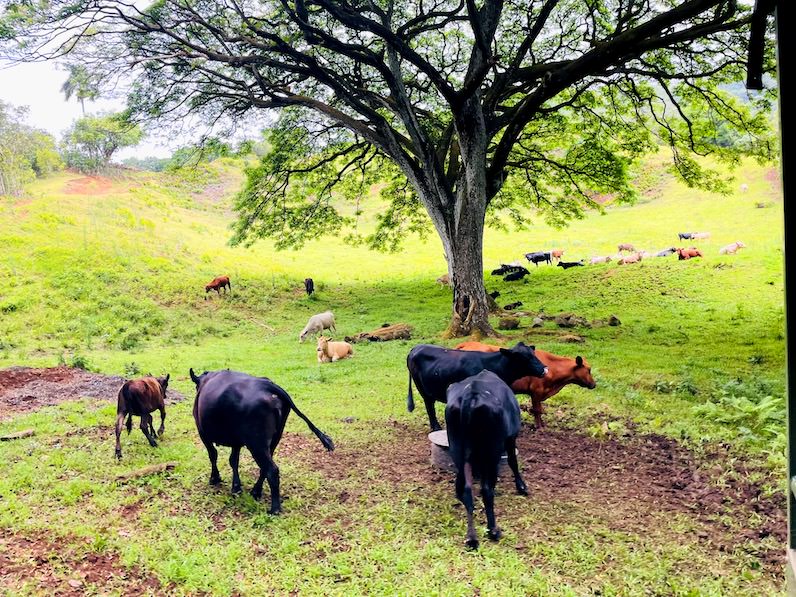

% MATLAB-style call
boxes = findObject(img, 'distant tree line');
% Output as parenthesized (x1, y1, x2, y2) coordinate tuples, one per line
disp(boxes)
(0, 101, 62, 196)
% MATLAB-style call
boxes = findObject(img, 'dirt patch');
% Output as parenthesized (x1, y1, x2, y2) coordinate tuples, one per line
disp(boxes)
(0, 528, 165, 596)
(0, 366, 184, 421)
(63, 175, 114, 196)
(279, 417, 784, 577)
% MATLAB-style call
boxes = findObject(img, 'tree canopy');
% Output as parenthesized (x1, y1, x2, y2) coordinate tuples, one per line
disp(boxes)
(61, 113, 143, 174)
(0, 0, 778, 334)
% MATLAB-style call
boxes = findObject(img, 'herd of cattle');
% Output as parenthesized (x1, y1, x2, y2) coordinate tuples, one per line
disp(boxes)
(114, 227, 742, 547)
(481, 232, 746, 282)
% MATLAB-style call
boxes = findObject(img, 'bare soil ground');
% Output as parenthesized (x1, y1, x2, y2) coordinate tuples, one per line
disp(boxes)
(0, 366, 184, 421)
(0, 528, 165, 596)
(284, 416, 785, 580)
(63, 175, 114, 196)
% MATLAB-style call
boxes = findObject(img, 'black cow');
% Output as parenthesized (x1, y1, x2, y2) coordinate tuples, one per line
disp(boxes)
(189, 369, 334, 514)
(304, 278, 314, 295)
(556, 260, 585, 269)
(503, 268, 529, 281)
(446, 370, 527, 549)
(488, 290, 500, 299)
(406, 342, 547, 430)
(655, 247, 677, 257)
(503, 301, 523, 310)
(678, 232, 694, 240)
(525, 251, 552, 266)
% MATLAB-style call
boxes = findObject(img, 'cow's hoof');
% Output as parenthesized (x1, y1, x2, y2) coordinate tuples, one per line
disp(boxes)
(149, 441, 158, 448)
(431, 424, 442, 432)
(516, 484, 528, 496)
(209, 475, 222, 486)
(465, 537, 480, 550)
(115, 451, 122, 460)
(488, 528, 503, 542)
(231, 485, 242, 495)
(267, 507, 282, 515)
(250, 489, 262, 501)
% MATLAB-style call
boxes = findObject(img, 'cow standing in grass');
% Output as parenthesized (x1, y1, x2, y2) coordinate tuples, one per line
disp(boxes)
(446, 370, 528, 549)
(190, 368, 334, 513)
(455, 342, 596, 428)
(205, 275, 231, 297)
(115, 374, 169, 459)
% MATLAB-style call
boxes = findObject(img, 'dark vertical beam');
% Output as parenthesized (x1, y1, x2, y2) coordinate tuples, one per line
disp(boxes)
(779, 0, 796, 564)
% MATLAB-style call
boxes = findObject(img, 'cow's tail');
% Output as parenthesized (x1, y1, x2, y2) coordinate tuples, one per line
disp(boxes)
(407, 368, 415, 412)
(280, 391, 334, 451)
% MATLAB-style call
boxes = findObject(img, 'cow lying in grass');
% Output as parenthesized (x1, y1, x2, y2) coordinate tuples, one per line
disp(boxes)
(115, 374, 169, 459)
(317, 337, 353, 363)
(455, 342, 596, 429)
(407, 342, 547, 431)
(677, 247, 703, 260)
(619, 253, 642, 265)
(299, 311, 336, 342)
(719, 241, 746, 255)
(446, 370, 527, 549)
(190, 368, 334, 513)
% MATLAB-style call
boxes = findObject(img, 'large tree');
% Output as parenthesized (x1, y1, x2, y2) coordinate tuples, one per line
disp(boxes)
(1, 0, 776, 335)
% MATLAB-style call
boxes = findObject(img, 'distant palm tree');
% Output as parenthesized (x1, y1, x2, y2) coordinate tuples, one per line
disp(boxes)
(60, 65, 99, 115)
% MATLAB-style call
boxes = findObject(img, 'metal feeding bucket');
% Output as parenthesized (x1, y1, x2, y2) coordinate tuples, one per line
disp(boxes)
(428, 430, 515, 475)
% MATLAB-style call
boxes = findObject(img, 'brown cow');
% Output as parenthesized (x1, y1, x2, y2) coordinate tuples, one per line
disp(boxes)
(676, 247, 703, 260)
(454, 342, 595, 428)
(551, 249, 564, 262)
(205, 275, 231, 296)
(115, 375, 169, 459)
(617, 243, 635, 252)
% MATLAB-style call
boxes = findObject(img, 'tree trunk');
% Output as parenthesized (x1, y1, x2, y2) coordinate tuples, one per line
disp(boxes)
(443, 212, 495, 338)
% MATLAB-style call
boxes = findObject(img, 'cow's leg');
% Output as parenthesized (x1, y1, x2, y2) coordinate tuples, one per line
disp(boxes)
(505, 436, 528, 495)
(140, 414, 157, 447)
(114, 411, 126, 459)
(462, 462, 478, 549)
(229, 446, 242, 495)
(482, 472, 501, 542)
(532, 398, 544, 429)
(250, 446, 281, 514)
(423, 397, 442, 431)
(201, 436, 221, 485)
(157, 406, 166, 437)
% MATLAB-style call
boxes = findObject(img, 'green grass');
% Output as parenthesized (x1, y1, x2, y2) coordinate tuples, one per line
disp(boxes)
(0, 155, 787, 595)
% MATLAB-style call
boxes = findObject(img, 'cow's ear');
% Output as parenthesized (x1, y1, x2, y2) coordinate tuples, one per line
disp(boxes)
(529, 345, 536, 351)
(575, 356, 583, 367)
(165, 373, 170, 383)
(499, 347, 513, 357)
(189, 368, 200, 385)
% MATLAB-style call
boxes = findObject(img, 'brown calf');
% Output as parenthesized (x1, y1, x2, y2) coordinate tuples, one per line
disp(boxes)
(551, 249, 564, 262)
(115, 375, 169, 459)
(454, 342, 595, 428)
(205, 275, 231, 295)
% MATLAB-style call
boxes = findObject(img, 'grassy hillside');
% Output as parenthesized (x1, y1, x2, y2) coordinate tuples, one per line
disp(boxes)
(0, 154, 787, 595)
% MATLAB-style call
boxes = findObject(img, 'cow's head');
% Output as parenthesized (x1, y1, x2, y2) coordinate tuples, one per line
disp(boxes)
(156, 373, 170, 395)
(317, 336, 330, 354)
(572, 356, 596, 389)
(499, 342, 547, 379)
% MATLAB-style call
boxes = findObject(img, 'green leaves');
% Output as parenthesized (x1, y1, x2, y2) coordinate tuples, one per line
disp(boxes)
(60, 112, 143, 174)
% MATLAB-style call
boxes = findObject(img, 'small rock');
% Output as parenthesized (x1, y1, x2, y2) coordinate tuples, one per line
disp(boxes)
(68, 580, 83, 589)
(554, 313, 590, 328)
(560, 334, 585, 343)
(340, 416, 357, 424)
(498, 317, 520, 330)
(532, 317, 544, 328)
(608, 315, 621, 326)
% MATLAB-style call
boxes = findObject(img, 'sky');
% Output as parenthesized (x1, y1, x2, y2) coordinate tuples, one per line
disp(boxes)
(0, 60, 176, 158)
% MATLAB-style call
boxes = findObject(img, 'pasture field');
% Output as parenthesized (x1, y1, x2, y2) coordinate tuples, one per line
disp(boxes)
(0, 155, 787, 596)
